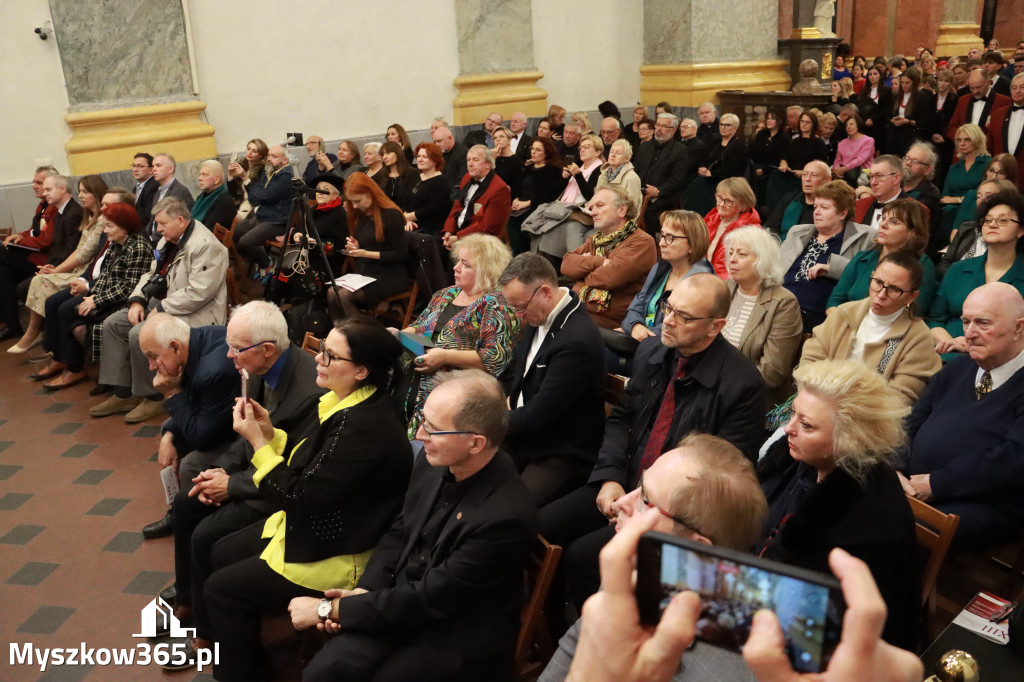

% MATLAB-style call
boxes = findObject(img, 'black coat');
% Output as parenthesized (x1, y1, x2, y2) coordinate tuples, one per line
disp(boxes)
(255, 388, 411, 563)
(758, 439, 920, 649)
(589, 334, 766, 489)
(633, 139, 690, 200)
(443, 141, 470, 194)
(340, 451, 538, 662)
(50, 198, 85, 265)
(857, 87, 894, 142)
(708, 137, 750, 180)
(506, 292, 606, 467)
(194, 190, 237, 232)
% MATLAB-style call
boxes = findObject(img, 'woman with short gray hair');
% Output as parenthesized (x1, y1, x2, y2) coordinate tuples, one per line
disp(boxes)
(592, 139, 642, 208)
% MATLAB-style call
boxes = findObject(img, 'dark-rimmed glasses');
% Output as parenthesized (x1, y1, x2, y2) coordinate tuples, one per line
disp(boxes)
(510, 285, 543, 314)
(415, 410, 478, 438)
(659, 301, 713, 325)
(317, 338, 353, 367)
(640, 475, 712, 541)
(655, 232, 689, 246)
(868, 277, 911, 298)
(227, 340, 274, 356)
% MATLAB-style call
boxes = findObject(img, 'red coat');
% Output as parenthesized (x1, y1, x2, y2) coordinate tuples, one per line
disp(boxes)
(18, 202, 57, 267)
(986, 104, 1024, 190)
(854, 192, 929, 225)
(442, 171, 511, 240)
(703, 207, 761, 278)
(945, 92, 1011, 140)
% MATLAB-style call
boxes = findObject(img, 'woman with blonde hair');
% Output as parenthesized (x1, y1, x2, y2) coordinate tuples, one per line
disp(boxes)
(702, 176, 761, 278)
(570, 111, 592, 135)
(758, 359, 920, 648)
(547, 105, 567, 138)
(940, 123, 991, 239)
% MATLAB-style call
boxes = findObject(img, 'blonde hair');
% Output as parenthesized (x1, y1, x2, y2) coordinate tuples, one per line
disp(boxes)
(716, 177, 756, 213)
(792, 360, 909, 483)
(450, 234, 512, 294)
(660, 210, 710, 266)
(724, 226, 785, 287)
(955, 123, 989, 158)
(580, 133, 604, 156)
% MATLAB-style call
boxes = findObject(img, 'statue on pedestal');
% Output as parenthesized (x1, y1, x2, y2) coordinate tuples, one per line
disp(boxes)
(813, 0, 835, 38)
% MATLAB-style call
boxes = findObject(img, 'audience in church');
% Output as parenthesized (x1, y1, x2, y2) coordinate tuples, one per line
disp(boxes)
(500, 253, 605, 506)
(703, 177, 761, 278)
(722, 226, 803, 405)
(758, 359, 920, 648)
(903, 282, 1024, 553)
(508, 112, 533, 161)
(804, 251, 941, 405)
(886, 67, 930, 156)
(945, 70, 1010, 139)
(560, 133, 603, 203)
(951, 152, 1019, 229)
(385, 122, 416, 163)
(320, 139, 362, 182)
(32, 200, 151, 391)
(203, 317, 411, 680)
(509, 137, 566, 254)
(749, 106, 790, 203)
(763, 160, 830, 240)
(191, 160, 236, 233)
(561, 186, 657, 329)
(770, 112, 829, 210)
(432, 126, 469, 193)
(9, 174, 107, 354)
(857, 64, 893, 144)
(144, 154, 195, 241)
(301, 135, 337, 188)
(781, 180, 876, 332)
(399, 233, 519, 428)
(361, 142, 384, 183)
(89, 197, 228, 423)
(986, 73, 1024, 188)
(698, 113, 749, 190)
(226, 138, 268, 210)
(131, 153, 158, 226)
(833, 114, 876, 185)
(557, 120, 581, 161)
(490, 126, 525, 196)
(855, 155, 914, 227)
(941, 123, 992, 238)
(900, 142, 944, 257)
(696, 102, 721, 146)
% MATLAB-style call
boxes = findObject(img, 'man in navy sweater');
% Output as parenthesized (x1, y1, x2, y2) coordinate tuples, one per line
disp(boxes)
(901, 282, 1024, 551)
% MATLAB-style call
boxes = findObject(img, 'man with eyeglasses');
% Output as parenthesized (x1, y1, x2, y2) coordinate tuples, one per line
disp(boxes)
(499, 253, 605, 505)
(540, 433, 768, 682)
(131, 152, 158, 225)
(764, 160, 831, 240)
(986, 73, 1024, 189)
(854, 155, 912, 228)
(540, 273, 765, 609)
(561, 186, 657, 328)
(291, 370, 538, 681)
(900, 142, 944, 257)
(633, 113, 690, 231)
(149, 301, 324, 654)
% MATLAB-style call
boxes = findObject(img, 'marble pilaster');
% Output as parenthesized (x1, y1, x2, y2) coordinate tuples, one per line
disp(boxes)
(451, 0, 546, 125)
(640, 0, 790, 107)
(935, 0, 983, 57)
(48, 0, 215, 174)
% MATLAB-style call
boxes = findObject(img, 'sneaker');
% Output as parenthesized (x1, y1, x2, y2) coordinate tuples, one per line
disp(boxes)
(124, 397, 166, 424)
(89, 395, 143, 418)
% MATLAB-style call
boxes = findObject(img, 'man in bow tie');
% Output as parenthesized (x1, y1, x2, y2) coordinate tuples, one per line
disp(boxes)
(441, 145, 511, 249)
(946, 69, 1011, 139)
(987, 73, 1024, 189)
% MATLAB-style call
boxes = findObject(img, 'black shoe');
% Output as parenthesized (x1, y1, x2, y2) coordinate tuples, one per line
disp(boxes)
(89, 383, 111, 397)
(159, 584, 176, 606)
(142, 511, 174, 539)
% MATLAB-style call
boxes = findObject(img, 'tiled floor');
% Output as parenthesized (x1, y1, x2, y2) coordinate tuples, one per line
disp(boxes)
(0, 341, 302, 681)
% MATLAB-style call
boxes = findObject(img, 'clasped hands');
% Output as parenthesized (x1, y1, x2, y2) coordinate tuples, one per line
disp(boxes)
(288, 587, 368, 632)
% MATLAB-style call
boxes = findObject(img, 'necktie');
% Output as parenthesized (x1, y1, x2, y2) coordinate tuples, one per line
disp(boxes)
(976, 370, 993, 400)
(1012, 105, 1024, 112)
(638, 357, 689, 477)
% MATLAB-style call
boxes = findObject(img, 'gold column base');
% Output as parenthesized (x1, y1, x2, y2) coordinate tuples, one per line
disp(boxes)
(790, 27, 823, 39)
(935, 23, 983, 57)
(640, 59, 793, 108)
(452, 70, 548, 126)
(64, 100, 216, 175)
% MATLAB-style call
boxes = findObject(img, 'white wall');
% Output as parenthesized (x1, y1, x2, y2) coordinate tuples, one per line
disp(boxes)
(188, 0, 461, 155)
(532, 0, 643, 113)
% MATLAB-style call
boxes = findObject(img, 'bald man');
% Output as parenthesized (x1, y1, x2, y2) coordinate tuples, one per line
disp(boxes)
(464, 111, 504, 149)
(233, 144, 295, 278)
(192, 160, 236, 231)
(945, 69, 1011, 139)
(986, 73, 1024, 188)
(902, 282, 1024, 551)
(431, 126, 469, 193)
(509, 112, 533, 160)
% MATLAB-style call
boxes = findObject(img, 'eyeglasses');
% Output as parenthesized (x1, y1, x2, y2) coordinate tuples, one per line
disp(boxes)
(719, 122, 737, 128)
(868, 277, 911, 298)
(509, 282, 544, 311)
(131, 163, 151, 169)
(317, 338, 354, 367)
(655, 232, 689, 245)
(902, 156, 930, 167)
(414, 410, 477, 438)
(659, 301, 714, 325)
(227, 340, 274, 356)
(640, 476, 711, 540)
(714, 194, 737, 207)
(982, 216, 1021, 228)
(868, 172, 899, 182)
(879, 215, 906, 228)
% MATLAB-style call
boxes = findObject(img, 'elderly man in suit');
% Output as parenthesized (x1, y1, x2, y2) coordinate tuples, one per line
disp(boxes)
(986, 73, 1024, 189)
(289, 370, 538, 681)
(945, 69, 1011, 140)
(500, 253, 605, 505)
(441, 145, 512, 248)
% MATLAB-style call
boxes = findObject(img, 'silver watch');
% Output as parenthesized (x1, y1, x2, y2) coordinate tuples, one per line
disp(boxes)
(317, 598, 333, 622)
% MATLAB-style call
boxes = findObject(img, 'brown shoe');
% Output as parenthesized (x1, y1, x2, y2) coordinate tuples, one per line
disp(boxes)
(44, 370, 86, 391)
(29, 361, 66, 381)
(124, 397, 166, 424)
(89, 395, 142, 418)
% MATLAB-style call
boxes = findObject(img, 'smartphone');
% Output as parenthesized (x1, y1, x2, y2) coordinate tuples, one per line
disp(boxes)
(636, 532, 844, 674)
(564, 154, 576, 166)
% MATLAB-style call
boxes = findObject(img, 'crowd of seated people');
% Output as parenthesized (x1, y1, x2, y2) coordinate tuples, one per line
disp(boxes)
(5, 64, 1024, 679)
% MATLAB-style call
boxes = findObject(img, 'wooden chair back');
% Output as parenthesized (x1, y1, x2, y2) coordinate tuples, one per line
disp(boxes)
(907, 495, 960, 613)
(301, 331, 320, 358)
(373, 280, 420, 330)
(514, 535, 562, 681)
(604, 373, 627, 415)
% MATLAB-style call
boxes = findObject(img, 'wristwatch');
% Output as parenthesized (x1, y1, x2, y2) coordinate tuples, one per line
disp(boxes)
(317, 598, 333, 622)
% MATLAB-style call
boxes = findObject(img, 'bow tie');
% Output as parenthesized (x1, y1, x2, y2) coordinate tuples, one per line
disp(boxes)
(974, 97, 987, 104)
(1012, 105, 1024, 112)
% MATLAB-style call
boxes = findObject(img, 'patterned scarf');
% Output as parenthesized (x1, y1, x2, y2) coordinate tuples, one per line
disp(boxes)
(578, 219, 639, 312)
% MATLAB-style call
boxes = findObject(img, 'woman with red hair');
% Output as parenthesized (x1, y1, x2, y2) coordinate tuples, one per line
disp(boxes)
(402, 142, 452, 236)
(30, 202, 153, 390)
(329, 173, 408, 317)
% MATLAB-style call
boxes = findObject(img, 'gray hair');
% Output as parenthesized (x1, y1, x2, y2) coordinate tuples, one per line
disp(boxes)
(723, 226, 785, 287)
(435, 369, 509, 447)
(363, 142, 380, 154)
(148, 313, 191, 349)
(610, 139, 634, 160)
(498, 252, 558, 288)
(35, 165, 58, 176)
(906, 142, 938, 180)
(152, 196, 192, 222)
(597, 184, 638, 222)
(468, 144, 494, 166)
(200, 159, 225, 181)
(154, 152, 176, 170)
(46, 174, 69, 190)
(656, 112, 680, 129)
(232, 300, 290, 351)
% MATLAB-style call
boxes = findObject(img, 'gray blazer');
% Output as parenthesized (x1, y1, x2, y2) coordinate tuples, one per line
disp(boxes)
(779, 220, 876, 281)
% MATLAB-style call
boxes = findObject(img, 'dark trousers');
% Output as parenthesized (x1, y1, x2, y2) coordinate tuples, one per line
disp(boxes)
(44, 288, 86, 370)
(935, 500, 1024, 554)
(204, 521, 322, 682)
(538, 484, 606, 549)
(177, 496, 267, 638)
(0, 246, 38, 330)
(513, 453, 593, 508)
(235, 219, 286, 266)
(564, 524, 615, 610)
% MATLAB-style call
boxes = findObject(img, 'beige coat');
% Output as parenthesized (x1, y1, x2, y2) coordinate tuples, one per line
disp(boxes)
(726, 281, 803, 405)
(800, 297, 941, 404)
(594, 161, 642, 209)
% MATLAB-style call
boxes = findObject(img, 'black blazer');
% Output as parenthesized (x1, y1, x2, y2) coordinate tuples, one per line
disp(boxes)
(513, 133, 534, 162)
(506, 292, 606, 467)
(341, 451, 538, 662)
(50, 198, 85, 265)
(633, 139, 690, 200)
(196, 191, 237, 232)
(589, 334, 766, 488)
(857, 87, 894, 141)
(221, 346, 326, 503)
(255, 388, 411, 564)
(708, 137, 750, 180)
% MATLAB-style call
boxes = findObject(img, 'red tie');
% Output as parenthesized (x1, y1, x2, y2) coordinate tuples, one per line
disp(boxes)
(638, 357, 688, 476)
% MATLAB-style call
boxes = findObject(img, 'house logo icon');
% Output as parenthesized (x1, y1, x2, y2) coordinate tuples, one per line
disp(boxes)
(132, 597, 196, 638)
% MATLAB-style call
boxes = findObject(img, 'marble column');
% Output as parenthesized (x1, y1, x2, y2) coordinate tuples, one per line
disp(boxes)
(935, 0, 984, 57)
(450, 0, 547, 126)
(50, 0, 215, 174)
(639, 0, 791, 107)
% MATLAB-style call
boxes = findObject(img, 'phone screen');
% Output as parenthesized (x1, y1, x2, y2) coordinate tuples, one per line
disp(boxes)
(636, 532, 844, 673)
